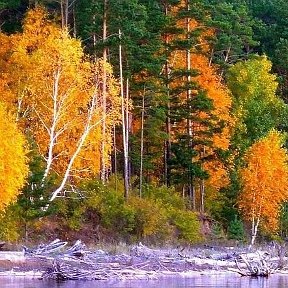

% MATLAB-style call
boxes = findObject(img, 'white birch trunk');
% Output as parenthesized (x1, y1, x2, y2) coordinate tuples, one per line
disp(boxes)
(42, 70, 61, 183)
(251, 216, 260, 246)
(49, 90, 102, 202)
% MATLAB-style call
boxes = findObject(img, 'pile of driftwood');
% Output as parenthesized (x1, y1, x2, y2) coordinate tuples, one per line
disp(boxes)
(22, 240, 284, 280)
(232, 253, 278, 277)
(25, 240, 199, 280)
(231, 242, 288, 277)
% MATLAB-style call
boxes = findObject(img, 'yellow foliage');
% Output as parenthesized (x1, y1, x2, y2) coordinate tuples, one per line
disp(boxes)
(0, 7, 121, 182)
(0, 103, 28, 211)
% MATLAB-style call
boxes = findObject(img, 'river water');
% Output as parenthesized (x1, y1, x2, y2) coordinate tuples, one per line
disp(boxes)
(1, 275, 288, 288)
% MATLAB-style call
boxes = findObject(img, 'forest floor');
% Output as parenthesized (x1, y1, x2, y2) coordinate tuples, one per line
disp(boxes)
(0, 240, 287, 280)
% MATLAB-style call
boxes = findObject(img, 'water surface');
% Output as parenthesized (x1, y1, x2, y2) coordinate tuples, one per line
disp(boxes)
(1, 275, 288, 288)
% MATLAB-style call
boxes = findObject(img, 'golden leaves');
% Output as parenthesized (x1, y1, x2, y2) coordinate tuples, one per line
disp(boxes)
(0, 103, 28, 211)
(0, 7, 121, 183)
(238, 130, 288, 231)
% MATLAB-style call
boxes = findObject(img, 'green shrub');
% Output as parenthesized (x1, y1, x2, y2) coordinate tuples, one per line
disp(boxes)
(83, 180, 136, 235)
(127, 196, 171, 240)
(142, 184, 185, 210)
(70, 180, 203, 244)
(169, 209, 202, 243)
(54, 197, 85, 231)
(211, 222, 226, 240)
(0, 205, 21, 242)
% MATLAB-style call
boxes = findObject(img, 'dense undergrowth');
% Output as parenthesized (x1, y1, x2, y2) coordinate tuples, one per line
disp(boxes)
(0, 178, 205, 245)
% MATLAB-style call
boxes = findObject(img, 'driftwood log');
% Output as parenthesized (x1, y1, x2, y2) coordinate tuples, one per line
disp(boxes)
(23, 239, 68, 255)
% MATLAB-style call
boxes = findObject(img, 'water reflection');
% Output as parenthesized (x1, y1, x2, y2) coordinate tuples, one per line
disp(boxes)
(0, 275, 288, 288)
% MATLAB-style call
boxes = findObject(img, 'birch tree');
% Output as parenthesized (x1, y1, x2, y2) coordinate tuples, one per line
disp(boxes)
(238, 130, 288, 246)
(0, 7, 121, 201)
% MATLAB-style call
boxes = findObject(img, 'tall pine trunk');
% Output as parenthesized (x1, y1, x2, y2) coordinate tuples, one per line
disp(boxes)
(186, 0, 195, 209)
(126, 78, 131, 183)
(113, 122, 118, 192)
(164, 3, 171, 187)
(200, 147, 206, 213)
(119, 29, 129, 199)
(139, 89, 145, 197)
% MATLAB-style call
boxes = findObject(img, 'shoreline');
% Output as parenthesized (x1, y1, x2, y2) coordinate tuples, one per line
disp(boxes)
(0, 241, 286, 280)
(0, 269, 240, 280)
(2, 269, 288, 280)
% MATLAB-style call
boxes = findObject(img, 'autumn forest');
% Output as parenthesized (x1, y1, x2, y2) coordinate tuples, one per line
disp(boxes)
(1, 0, 288, 246)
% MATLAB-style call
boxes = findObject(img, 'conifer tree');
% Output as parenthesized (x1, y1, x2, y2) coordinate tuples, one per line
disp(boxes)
(75, 0, 168, 193)
(204, 0, 259, 73)
(162, 1, 233, 211)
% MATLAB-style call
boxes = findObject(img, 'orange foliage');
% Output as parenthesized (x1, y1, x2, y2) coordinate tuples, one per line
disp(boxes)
(0, 103, 28, 210)
(238, 130, 288, 232)
(191, 53, 233, 151)
(204, 160, 229, 192)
